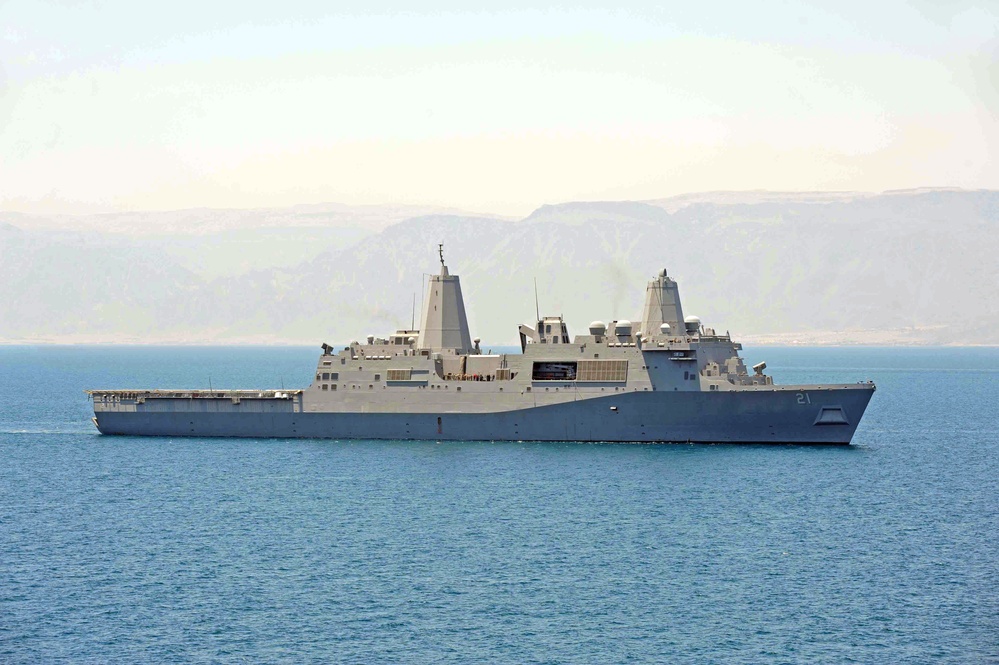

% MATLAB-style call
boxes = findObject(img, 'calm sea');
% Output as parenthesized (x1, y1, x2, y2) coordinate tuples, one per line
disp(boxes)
(1, 346, 996, 663)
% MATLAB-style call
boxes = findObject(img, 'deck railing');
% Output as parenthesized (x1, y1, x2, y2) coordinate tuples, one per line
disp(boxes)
(86, 389, 302, 401)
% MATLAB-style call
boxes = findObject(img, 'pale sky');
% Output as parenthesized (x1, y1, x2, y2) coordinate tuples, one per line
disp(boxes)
(1, 0, 996, 216)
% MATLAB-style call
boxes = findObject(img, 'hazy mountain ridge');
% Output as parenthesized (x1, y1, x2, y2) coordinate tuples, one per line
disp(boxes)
(0, 202, 502, 236)
(1, 190, 996, 345)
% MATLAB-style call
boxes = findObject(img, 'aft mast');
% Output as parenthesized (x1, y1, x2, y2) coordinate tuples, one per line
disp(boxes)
(640, 268, 686, 337)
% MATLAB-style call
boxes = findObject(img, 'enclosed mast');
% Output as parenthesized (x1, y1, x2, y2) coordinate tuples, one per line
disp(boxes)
(416, 245, 474, 354)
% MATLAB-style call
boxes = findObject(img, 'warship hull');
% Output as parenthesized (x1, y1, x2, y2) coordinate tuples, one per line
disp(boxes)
(92, 385, 874, 444)
(88, 257, 877, 444)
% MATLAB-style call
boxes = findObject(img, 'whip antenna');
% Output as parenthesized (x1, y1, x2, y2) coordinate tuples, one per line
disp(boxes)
(534, 277, 541, 322)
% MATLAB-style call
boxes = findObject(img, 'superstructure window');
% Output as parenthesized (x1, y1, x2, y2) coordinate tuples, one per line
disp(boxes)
(322, 372, 330, 380)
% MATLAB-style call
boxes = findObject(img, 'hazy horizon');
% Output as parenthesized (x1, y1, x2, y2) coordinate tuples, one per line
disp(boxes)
(3, 189, 997, 346)
(0, 185, 986, 220)
(0, 185, 982, 222)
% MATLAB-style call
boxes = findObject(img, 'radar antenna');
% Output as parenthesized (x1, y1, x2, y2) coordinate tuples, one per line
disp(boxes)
(439, 243, 445, 267)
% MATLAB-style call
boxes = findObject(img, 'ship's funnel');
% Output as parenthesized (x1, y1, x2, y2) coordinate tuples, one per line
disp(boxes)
(640, 268, 685, 337)
(417, 261, 474, 353)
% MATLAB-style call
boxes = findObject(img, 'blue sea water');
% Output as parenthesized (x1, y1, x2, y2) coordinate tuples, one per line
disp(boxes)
(1, 345, 996, 663)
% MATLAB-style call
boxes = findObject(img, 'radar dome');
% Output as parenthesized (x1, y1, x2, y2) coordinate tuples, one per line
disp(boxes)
(615, 320, 633, 333)
(684, 315, 701, 333)
(588, 320, 607, 335)
(660, 323, 671, 334)
(684, 315, 700, 325)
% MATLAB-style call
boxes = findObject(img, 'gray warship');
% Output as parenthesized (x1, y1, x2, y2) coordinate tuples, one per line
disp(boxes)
(88, 248, 876, 444)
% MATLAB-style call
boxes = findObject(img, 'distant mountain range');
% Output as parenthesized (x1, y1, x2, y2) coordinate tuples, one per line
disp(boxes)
(2, 189, 996, 345)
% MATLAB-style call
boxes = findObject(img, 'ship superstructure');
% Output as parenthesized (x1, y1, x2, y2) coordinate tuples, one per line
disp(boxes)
(89, 251, 875, 443)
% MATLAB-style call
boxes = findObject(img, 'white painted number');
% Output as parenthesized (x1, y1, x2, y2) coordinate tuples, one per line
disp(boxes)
(796, 393, 811, 405)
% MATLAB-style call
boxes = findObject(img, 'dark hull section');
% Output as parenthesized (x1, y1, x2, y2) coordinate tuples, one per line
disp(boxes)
(94, 387, 875, 444)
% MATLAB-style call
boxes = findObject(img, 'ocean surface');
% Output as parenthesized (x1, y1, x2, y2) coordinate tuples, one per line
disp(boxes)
(1, 345, 996, 663)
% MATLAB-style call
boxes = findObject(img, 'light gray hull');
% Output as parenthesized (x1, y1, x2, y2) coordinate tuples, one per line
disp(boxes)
(93, 386, 874, 444)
